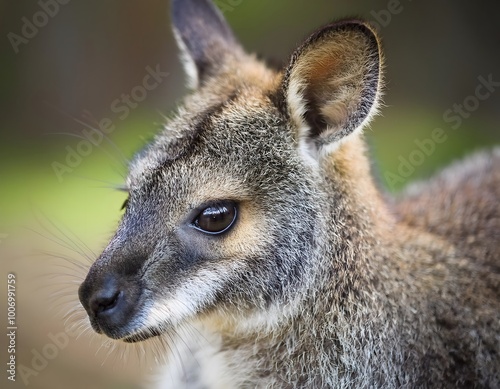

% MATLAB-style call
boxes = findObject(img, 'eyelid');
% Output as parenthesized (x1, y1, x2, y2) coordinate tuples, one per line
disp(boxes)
(191, 202, 231, 224)
(187, 200, 235, 216)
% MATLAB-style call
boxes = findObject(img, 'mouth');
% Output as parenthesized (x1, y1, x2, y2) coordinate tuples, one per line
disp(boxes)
(121, 326, 164, 343)
(88, 314, 164, 343)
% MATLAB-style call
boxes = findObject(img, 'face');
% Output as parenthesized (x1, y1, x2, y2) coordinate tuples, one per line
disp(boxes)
(78, 90, 321, 342)
(78, 0, 380, 343)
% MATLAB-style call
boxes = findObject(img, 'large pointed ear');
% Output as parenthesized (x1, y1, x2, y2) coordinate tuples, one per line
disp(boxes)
(282, 20, 382, 159)
(171, 0, 244, 89)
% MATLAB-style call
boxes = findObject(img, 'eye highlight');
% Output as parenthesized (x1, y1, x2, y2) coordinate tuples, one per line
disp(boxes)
(192, 202, 237, 235)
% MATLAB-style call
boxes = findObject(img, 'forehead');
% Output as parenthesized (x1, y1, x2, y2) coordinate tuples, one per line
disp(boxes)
(127, 90, 288, 192)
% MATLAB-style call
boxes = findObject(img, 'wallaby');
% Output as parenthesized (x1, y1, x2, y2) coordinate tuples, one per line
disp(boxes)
(78, 0, 500, 387)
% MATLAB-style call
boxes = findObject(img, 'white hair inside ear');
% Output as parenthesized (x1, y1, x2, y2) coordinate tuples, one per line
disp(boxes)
(283, 22, 382, 163)
(173, 28, 199, 90)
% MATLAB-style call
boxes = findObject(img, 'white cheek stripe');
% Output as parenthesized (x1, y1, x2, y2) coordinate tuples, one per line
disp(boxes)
(144, 269, 222, 329)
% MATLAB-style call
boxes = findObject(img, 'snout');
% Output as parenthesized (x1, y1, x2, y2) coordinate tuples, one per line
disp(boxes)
(78, 271, 145, 339)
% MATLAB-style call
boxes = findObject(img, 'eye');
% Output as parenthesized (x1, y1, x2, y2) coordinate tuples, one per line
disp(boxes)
(192, 202, 237, 235)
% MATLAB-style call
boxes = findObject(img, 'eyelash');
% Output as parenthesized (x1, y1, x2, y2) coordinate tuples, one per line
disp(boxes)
(121, 198, 129, 210)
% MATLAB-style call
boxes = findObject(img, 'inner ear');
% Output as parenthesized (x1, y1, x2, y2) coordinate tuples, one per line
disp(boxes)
(301, 51, 346, 136)
(284, 21, 381, 154)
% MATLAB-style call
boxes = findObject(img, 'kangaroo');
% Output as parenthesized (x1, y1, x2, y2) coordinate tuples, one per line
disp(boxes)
(78, 0, 500, 387)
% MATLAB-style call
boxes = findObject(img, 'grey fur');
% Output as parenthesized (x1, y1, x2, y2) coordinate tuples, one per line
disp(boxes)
(78, 1, 500, 387)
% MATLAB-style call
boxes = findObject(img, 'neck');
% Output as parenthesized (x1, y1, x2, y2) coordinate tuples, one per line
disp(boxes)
(193, 139, 456, 387)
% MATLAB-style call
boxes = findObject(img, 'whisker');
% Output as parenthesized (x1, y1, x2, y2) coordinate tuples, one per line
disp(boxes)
(37, 210, 96, 261)
(43, 102, 130, 169)
(68, 174, 128, 192)
(28, 212, 94, 263)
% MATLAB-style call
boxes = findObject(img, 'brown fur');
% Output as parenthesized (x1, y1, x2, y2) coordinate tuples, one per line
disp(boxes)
(78, 1, 500, 387)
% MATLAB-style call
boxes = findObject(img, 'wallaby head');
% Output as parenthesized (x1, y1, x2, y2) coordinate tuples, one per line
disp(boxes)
(78, 0, 382, 342)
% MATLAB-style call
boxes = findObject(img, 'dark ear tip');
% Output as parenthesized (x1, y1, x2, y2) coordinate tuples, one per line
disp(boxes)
(171, 0, 233, 36)
(283, 18, 381, 89)
(307, 19, 381, 53)
(170, 0, 241, 87)
(170, 0, 238, 53)
(280, 17, 383, 146)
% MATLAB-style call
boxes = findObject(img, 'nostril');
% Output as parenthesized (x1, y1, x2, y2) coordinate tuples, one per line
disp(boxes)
(89, 290, 123, 316)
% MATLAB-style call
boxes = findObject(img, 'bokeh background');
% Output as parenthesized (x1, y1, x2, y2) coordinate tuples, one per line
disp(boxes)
(1, 1, 499, 388)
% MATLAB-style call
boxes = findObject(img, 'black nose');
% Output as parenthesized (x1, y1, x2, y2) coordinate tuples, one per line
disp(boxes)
(89, 288, 122, 315)
(79, 275, 122, 318)
(79, 273, 142, 339)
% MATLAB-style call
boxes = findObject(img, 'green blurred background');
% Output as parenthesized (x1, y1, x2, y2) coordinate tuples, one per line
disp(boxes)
(0, 1, 499, 388)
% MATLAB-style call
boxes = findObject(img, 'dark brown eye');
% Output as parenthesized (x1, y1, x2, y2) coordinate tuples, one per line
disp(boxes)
(193, 202, 237, 235)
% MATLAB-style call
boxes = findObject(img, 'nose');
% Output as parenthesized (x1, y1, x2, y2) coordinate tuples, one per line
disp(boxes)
(79, 273, 142, 338)
(80, 275, 123, 317)
(89, 287, 122, 316)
